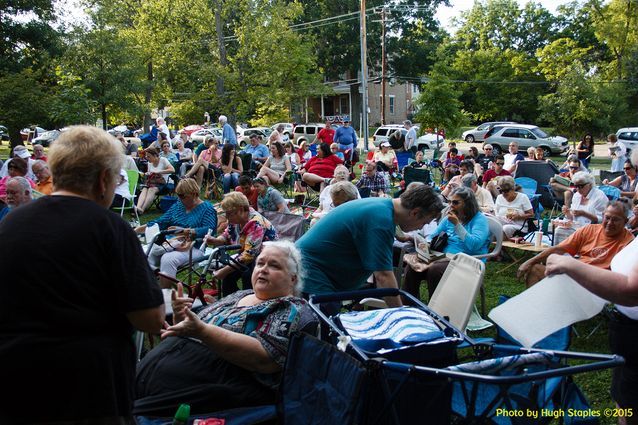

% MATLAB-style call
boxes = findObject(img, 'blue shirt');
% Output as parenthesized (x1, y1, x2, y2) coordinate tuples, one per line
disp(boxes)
(430, 212, 490, 257)
(334, 125, 358, 146)
(243, 143, 270, 161)
(222, 123, 237, 145)
(0, 206, 9, 221)
(149, 200, 217, 238)
(296, 198, 394, 294)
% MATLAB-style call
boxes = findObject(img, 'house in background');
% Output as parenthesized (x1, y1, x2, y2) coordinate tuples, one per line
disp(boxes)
(296, 73, 419, 129)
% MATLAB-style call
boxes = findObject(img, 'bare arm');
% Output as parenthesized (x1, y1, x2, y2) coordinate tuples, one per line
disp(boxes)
(517, 245, 568, 280)
(373, 270, 402, 307)
(545, 254, 638, 306)
(127, 305, 166, 334)
(162, 308, 280, 373)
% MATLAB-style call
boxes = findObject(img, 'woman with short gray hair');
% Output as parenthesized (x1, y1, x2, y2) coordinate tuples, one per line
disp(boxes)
(403, 186, 491, 300)
(555, 170, 609, 244)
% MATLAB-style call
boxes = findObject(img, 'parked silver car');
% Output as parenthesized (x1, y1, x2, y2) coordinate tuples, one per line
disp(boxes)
(292, 123, 324, 144)
(484, 124, 568, 156)
(190, 127, 223, 145)
(462, 122, 517, 143)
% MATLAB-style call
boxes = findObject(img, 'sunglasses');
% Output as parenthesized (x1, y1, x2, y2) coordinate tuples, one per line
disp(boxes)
(569, 166, 579, 169)
(574, 183, 588, 189)
(176, 193, 188, 199)
(497, 187, 511, 194)
(450, 200, 461, 205)
(495, 162, 505, 166)
(624, 167, 634, 171)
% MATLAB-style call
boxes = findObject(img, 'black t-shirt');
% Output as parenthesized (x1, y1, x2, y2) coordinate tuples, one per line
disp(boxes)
(477, 153, 495, 171)
(0, 196, 163, 423)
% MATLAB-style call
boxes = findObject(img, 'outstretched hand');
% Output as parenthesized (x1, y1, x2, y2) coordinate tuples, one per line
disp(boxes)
(171, 282, 194, 325)
(161, 307, 204, 340)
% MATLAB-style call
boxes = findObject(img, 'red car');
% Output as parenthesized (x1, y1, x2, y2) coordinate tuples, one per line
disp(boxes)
(180, 125, 204, 136)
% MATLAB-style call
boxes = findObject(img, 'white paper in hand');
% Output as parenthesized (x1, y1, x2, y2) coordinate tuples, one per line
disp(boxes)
(488, 274, 607, 347)
(145, 223, 160, 243)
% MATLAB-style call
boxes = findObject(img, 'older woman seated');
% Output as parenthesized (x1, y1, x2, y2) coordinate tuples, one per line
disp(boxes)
(204, 192, 278, 296)
(494, 176, 534, 239)
(135, 178, 217, 289)
(554, 171, 609, 245)
(403, 187, 490, 300)
(133, 241, 317, 417)
(311, 165, 358, 223)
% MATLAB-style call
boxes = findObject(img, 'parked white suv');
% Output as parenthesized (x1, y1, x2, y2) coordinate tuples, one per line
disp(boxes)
(616, 127, 638, 153)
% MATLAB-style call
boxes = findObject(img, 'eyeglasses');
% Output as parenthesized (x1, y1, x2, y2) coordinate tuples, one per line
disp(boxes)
(176, 193, 188, 199)
(498, 187, 511, 194)
(484, 148, 493, 151)
(574, 183, 588, 189)
(624, 167, 634, 171)
(569, 166, 579, 169)
(450, 200, 462, 205)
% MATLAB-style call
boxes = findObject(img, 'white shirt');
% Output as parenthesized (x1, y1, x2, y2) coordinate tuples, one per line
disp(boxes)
(149, 157, 172, 183)
(114, 169, 131, 198)
(571, 187, 609, 226)
(495, 192, 533, 227)
(610, 238, 638, 319)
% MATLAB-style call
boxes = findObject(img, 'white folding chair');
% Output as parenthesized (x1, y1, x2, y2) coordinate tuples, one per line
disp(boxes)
(472, 216, 503, 316)
(428, 253, 486, 332)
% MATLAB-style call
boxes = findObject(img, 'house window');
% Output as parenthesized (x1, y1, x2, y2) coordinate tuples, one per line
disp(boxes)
(340, 96, 349, 114)
(389, 95, 395, 114)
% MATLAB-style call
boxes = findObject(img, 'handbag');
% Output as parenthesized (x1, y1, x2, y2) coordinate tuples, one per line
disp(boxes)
(146, 172, 166, 187)
(430, 231, 448, 252)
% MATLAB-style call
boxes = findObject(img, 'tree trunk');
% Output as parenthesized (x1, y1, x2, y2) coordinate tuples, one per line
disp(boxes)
(101, 104, 107, 130)
(144, 60, 154, 132)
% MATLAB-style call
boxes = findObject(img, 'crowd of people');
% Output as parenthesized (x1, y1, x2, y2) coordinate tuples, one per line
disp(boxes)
(2, 123, 638, 423)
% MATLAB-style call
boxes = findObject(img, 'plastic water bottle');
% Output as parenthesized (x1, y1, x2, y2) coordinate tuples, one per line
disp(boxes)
(173, 403, 190, 425)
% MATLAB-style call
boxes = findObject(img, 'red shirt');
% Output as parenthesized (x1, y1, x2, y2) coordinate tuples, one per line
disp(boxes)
(31, 155, 47, 162)
(316, 128, 335, 145)
(482, 169, 511, 185)
(235, 186, 258, 209)
(304, 155, 343, 178)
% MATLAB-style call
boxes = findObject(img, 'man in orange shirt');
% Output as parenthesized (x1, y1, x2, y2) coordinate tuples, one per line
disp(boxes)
(517, 201, 633, 287)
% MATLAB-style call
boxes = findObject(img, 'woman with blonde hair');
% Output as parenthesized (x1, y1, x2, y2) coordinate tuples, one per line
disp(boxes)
(203, 192, 278, 295)
(0, 126, 164, 424)
(135, 178, 217, 289)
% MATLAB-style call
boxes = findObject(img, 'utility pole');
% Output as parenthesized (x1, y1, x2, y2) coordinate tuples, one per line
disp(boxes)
(360, 0, 369, 151)
(381, 7, 386, 126)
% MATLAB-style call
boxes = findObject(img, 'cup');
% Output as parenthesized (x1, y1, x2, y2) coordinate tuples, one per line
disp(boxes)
(535, 231, 543, 248)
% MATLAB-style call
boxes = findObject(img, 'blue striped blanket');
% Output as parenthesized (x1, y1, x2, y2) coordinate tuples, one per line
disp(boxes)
(338, 307, 446, 353)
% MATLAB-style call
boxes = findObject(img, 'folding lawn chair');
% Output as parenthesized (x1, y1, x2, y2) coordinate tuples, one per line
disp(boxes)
(111, 169, 140, 224)
(472, 216, 503, 317)
(262, 211, 307, 242)
(427, 253, 486, 332)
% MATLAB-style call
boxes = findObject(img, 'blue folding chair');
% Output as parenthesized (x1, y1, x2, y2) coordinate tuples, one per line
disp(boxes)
(515, 177, 544, 241)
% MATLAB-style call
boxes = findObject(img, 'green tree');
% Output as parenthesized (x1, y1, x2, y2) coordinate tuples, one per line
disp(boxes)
(538, 64, 629, 138)
(413, 63, 468, 139)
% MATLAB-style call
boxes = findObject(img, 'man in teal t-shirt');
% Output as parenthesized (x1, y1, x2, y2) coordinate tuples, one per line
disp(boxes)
(296, 185, 443, 307)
